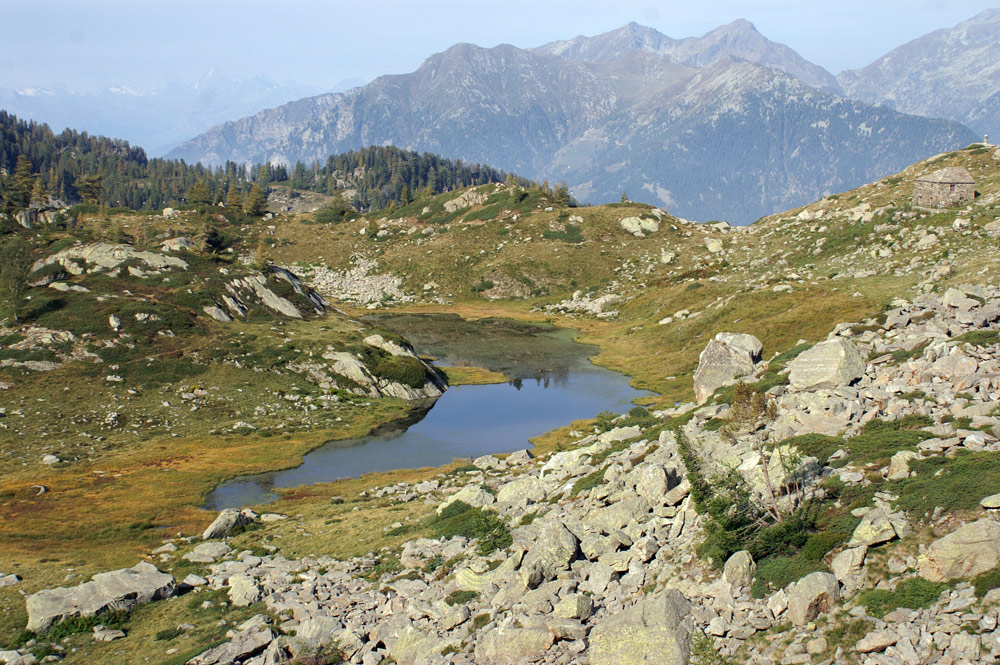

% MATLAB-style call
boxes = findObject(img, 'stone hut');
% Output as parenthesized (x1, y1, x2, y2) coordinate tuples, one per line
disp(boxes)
(913, 167, 975, 208)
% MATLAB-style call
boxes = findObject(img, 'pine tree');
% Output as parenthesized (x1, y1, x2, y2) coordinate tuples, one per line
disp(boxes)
(76, 174, 103, 205)
(554, 181, 572, 207)
(225, 184, 243, 211)
(243, 183, 266, 216)
(620, 190, 630, 204)
(0, 235, 30, 323)
(187, 180, 211, 205)
(9, 155, 34, 210)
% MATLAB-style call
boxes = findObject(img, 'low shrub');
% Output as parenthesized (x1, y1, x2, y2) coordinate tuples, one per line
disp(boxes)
(859, 577, 948, 618)
(445, 590, 479, 606)
(46, 610, 129, 640)
(973, 566, 1000, 598)
(429, 501, 511, 555)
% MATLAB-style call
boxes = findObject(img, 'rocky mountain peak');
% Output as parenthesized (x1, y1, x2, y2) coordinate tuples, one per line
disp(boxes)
(837, 7, 1000, 135)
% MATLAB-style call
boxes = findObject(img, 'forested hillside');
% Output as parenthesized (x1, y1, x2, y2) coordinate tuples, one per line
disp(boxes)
(0, 112, 530, 216)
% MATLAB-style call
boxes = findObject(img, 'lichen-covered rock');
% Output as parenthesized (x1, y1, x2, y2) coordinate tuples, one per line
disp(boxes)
(474, 625, 554, 665)
(520, 520, 579, 588)
(723, 551, 756, 588)
(787, 338, 865, 391)
(847, 507, 900, 548)
(786, 572, 840, 626)
(26, 561, 175, 633)
(590, 590, 692, 665)
(919, 519, 1000, 582)
(692, 332, 763, 403)
(830, 546, 867, 581)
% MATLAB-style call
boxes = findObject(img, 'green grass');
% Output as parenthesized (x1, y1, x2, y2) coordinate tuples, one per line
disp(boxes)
(842, 416, 933, 465)
(954, 330, 1000, 347)
(570, 466, 608, 497)
(859, 578, 948, 618)
(891, 451, 1000, 519)
(542, 224, 584, 243)
(973, 567, 1000, 598)
(776, 434, 844, 463)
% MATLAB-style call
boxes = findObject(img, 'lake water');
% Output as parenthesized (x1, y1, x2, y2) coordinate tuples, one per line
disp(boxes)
(204, 315, 650, 509)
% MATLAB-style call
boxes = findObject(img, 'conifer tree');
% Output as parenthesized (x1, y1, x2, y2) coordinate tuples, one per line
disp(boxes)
(225, 184, 243, 211)
(243, 183, 266, 216)
(0, 235, 30, 323)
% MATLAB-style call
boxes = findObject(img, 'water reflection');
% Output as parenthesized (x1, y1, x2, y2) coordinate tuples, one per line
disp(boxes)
(203, 316, 651, 510)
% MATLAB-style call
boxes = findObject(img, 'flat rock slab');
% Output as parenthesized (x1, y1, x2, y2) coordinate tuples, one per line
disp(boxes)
(26, 561, 175, 633)
(788, 339, 865, 391)
(590, 590, 692, 665)
(919, 519, 1000, 582)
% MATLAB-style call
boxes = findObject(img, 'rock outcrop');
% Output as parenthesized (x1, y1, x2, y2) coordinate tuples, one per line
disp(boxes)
(26, 562, 175, 633)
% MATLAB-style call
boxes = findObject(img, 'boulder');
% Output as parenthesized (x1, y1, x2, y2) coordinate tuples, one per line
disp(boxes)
(437, 485, 495, 514)
(620, 217, 660, 237)
(887, 450, 920, 480)
(981, 493, 1000, 510)
(520, 520, 579, 588)
(161, 237, 195, 252)
(496, 475, 546, 506)
(590, 590, 693, 665)
(830, 546, 867, 581)
(389, 626, 440, 665)
(723, 551, 756, 588)
(943, 287, 980, 312)
(553, 593, 594, 621)
(787, 339, 865, 391)
(918, 519, 1000, 583)
(692, 332, 763, 403)
(203, 508, 257, 540)
(474, 626, 554, 665)
(203, 305, 233, 323)
(26, 561, 175, 633)
(705, 238, 724, 254)
(786, 572, 840, 626)
(855, 630, 899, 653)
(188, 627, 275, 665)
(847, 507, 900, 548)
(183, 541, 232, 563)
(228, 575, 262, 607)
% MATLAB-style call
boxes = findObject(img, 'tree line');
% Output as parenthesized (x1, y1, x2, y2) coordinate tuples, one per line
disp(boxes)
(0, 111, 534, 217)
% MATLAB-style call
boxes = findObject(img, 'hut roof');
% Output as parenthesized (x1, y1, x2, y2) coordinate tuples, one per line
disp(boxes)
(915, 166, 975, 184)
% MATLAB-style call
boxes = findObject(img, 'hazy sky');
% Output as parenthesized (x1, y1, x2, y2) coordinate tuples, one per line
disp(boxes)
(2, 0, 998, 92)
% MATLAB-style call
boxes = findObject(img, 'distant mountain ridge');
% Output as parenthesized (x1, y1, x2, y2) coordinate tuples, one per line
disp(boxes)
(837, 8, 1000, 136)
(533, 20, 840, 92)
(167, 21, 977, 223)
(0, 72, 323, 156)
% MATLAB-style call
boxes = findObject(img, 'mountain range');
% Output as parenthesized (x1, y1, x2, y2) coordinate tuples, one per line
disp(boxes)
(0, 71, 352, 156)
(167, 18, 983, 223)
(837, 8, 1000, 138)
